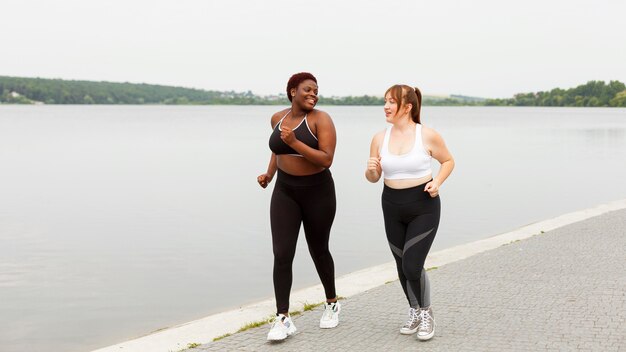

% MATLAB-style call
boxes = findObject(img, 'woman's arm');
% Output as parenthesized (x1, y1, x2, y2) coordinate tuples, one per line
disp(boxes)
(423, 127, 454, 197)
(257, 111, 283, 188)
(281, 111, 336, 168)
(257, 153, 277, 188)
(365, 131, 384, 183)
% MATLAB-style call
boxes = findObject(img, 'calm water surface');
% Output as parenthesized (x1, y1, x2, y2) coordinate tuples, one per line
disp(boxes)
(1, 105, 625, 351)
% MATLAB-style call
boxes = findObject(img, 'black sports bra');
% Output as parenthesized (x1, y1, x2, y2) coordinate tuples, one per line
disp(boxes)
(269, 110, 319, 156)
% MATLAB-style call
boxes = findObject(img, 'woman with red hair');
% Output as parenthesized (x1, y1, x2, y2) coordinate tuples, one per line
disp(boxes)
(257, 72, 340, 341)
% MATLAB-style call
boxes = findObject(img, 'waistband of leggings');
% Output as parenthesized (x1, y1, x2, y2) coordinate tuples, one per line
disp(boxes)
(276, 168, 333, 187)
(382, 181, 433, 202)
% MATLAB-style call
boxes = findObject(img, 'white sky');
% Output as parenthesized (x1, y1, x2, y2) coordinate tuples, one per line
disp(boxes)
(2, 0, 625, 98)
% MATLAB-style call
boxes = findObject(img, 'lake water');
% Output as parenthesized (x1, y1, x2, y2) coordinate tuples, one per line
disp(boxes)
(1, 105, 625, 351)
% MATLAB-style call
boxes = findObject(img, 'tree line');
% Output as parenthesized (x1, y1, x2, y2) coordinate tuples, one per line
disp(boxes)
(484, 80, 626, 107)
(1, 76, 625, 107)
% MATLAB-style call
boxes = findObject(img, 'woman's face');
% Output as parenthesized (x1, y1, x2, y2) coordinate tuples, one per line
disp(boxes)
(292, 79, 318, 110)
(384, 92, 399, 123)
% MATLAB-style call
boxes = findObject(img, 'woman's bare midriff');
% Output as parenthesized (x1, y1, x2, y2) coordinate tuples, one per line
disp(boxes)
(277, 155, 326, 176)
(383, 174, 433, 189)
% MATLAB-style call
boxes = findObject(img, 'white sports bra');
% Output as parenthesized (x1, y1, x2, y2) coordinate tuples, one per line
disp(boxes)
(380, 124, 432, 180)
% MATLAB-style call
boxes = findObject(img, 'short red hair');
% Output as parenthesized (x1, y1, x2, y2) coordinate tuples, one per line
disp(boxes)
(286, 72, 317, 102)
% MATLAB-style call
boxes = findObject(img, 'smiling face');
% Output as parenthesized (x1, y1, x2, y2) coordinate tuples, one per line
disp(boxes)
(384, 85, 413, 123)
(291, 79, 318, 110)
(384, 92, 399, 123)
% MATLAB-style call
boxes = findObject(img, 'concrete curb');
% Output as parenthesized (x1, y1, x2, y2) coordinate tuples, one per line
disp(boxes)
(92, 198, 626, 352)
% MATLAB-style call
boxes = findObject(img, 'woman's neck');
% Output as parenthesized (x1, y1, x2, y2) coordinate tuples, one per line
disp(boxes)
(392, 116, 415, 132)
(290, 105, 308, 119)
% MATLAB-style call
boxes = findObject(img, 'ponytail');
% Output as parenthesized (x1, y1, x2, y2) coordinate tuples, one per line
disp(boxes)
(413, 87, 422, 124)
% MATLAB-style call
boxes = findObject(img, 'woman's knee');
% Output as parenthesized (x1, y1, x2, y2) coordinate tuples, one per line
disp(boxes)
(309, 246, 333, 264)
(402, 260, 423, 280)
(273, 246, 296, 266)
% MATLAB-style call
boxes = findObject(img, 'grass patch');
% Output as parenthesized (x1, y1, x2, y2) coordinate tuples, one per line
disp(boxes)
(385, 279, 397, 284)
(289, 310, 302, 317)
(212, 333, 232, 342)
(426, 266, 438, 271)
(303, 301, 324, 311)
(237, 316, 274, 333)
(187, 342, 201, 349)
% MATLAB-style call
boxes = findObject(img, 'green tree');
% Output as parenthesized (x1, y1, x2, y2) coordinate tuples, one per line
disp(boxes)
(609, 90, 626, 107)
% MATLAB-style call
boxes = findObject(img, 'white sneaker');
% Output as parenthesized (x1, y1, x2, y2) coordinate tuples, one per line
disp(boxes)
(416, 307, 435, 341)
(400, 307, 420, 334)
(319, 301, 341, 328)
(267, 314, 296, 341)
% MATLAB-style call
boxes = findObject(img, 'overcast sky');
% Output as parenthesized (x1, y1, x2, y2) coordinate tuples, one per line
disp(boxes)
(2, 0, 625, 98)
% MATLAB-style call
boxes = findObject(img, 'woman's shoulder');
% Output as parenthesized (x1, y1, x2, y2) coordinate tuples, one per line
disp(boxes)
(270, 108, 291, 126)
(421, 125, 444, 143)
(368, 129, 386, 153)
(371, 129, 386, 143)
(307, 109, 334, 131)
(308, 108, 332, 121)
(272, 108, 291, 119)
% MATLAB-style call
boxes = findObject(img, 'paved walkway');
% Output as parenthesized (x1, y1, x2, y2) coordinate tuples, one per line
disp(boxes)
(192, 209, 626, 352)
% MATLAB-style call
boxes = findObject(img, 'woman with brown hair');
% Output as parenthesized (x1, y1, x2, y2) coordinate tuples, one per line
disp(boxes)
(366, 84, 454, 341)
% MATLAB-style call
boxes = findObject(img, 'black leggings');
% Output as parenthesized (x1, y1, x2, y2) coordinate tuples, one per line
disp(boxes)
(382, 183, 440, 308)
(270, 169, 337, 314)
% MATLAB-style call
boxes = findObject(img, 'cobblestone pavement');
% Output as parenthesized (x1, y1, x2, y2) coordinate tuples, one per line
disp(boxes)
(193, 209, 626, 351)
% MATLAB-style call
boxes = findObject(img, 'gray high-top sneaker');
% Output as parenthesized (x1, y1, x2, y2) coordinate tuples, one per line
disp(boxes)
(400, 307, 420, 334)
(416, 307, 435, 341)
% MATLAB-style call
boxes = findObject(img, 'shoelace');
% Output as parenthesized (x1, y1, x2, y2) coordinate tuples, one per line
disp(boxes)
(404, 308, 418, 327)
(272, 316, 288, 329)
(322, 304, 335, 320)
(419, 309, 432, 331)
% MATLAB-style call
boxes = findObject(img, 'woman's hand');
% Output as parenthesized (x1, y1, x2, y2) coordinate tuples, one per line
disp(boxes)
(257, 173, 273, 189)
(280, 126, 297, 145)
(424, 179, 440, 198)
(365, 131, 384, 183)
(367, 156, 381, 174)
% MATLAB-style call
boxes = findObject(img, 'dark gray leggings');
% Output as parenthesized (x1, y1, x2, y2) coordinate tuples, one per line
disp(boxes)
(270, 169, 337, 314)
(382, 183, 440, 308)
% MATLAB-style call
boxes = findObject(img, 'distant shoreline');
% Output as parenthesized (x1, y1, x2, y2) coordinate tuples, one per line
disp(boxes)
(1, 76, 625, 107)
(2, 103, 626, 108)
